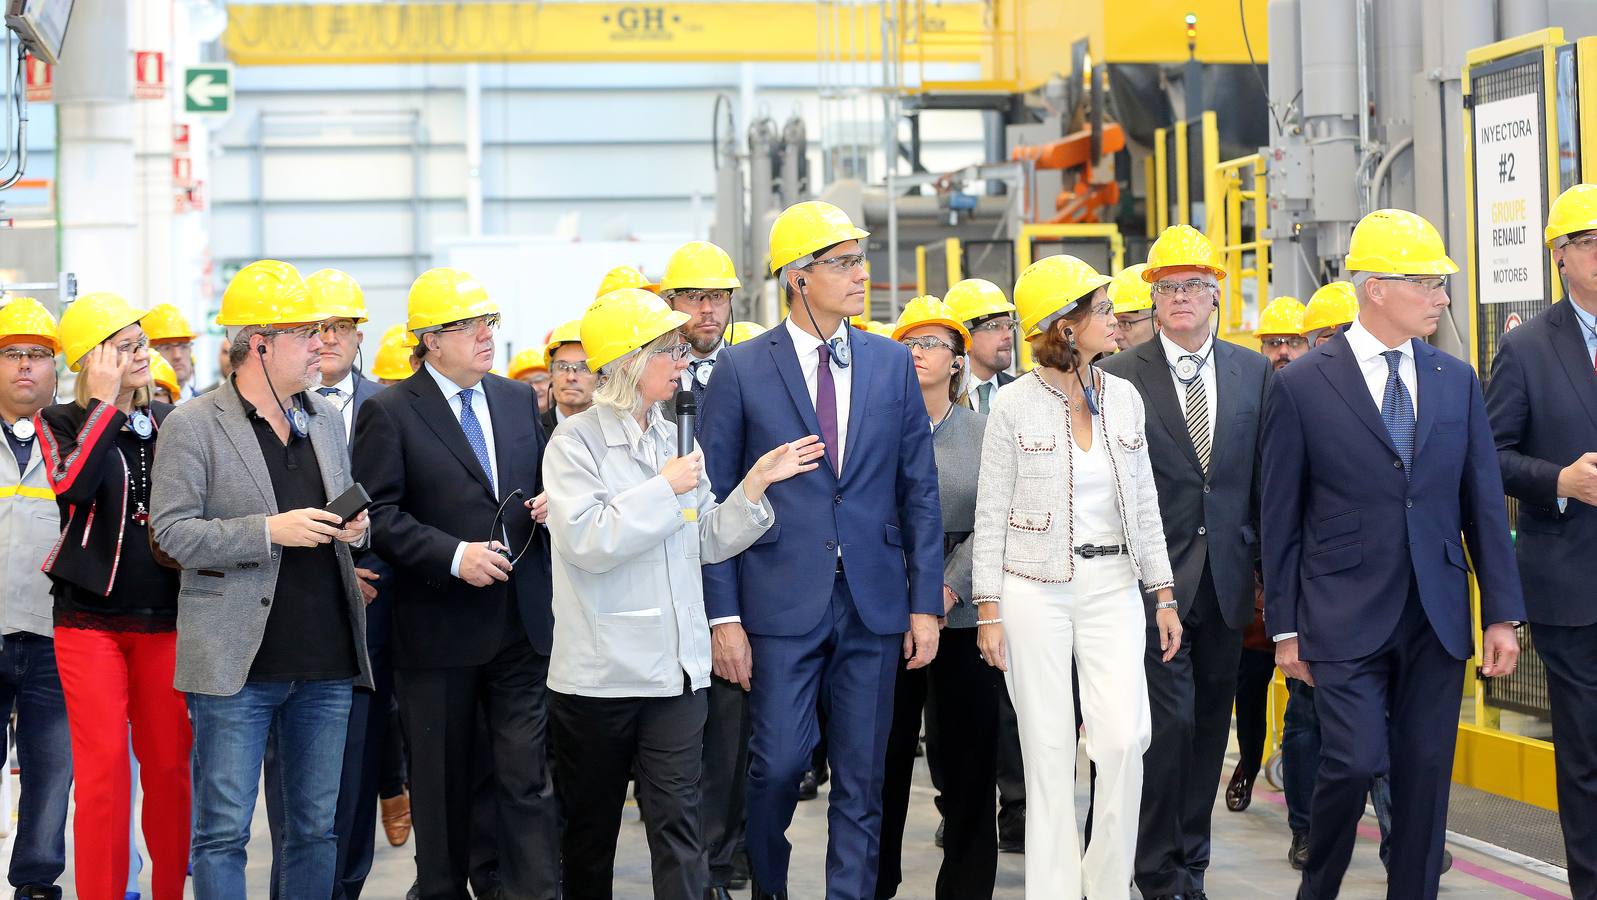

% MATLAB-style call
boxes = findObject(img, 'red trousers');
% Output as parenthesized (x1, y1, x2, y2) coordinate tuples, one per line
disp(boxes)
(54, 627, 192, 900)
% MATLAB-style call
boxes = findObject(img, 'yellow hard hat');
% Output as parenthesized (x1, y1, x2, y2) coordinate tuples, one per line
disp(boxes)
(142, 303, 197, 343)
(594, 266, 659, 299)
(306, 268, 368, 324)
(728, 321, 767, 345)
(545, 319, 584, 361)
(407, 268, 498, 336)
(1302, 282, 1358, 335)
(1343, 209, 1458, 275)
(0, 297, 60, 353)
(867, 322, 897, 338)
(218, 260, 323, 328)
(1254, 296, 1307, 337)
(371, 324, 414, 381)
(1546, 183, 1597, 247)
(1014, 255, 1113, 341)
(580, 288, 691, 372)
(1145, 225, 1226, 281)
(891, 296, 972, 345)
(508, 347, 547, 380)
(61, 292, 150, 372)
(149, 351, 181, 400)
(768, 200, 870, 273)
(1109, 263, 1154, 314)
(943, 278, 1015, 325)
(660, 241, 741, 292)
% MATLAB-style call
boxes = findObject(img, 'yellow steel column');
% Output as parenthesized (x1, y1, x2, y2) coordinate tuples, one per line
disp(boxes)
(1201, 111, 1222, 242)
(945, 237, 964, 283)
(1175, 120, 1190, 226)
(915, 244, 928, 295)
(1154, 127, 1170, 233)
(1144, 154, 1157, 239)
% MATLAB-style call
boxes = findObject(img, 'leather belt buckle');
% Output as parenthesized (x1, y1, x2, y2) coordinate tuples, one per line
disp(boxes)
(1075, 543, 1127, 559)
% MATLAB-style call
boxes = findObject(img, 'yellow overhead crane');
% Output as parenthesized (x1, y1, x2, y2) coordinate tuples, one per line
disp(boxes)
(225, 0, 1269, 86)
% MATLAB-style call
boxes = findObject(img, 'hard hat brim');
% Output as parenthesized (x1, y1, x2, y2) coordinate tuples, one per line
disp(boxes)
(1142, 264, 1227, 283)
(769, 225, 871, 274)
(891, 317, 972, 344)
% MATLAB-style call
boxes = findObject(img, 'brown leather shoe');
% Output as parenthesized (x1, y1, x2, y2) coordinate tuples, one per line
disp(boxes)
(381, 792, 413, 847)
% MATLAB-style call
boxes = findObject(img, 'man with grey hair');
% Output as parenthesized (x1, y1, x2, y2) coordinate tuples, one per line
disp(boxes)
(151, 260, 373, 898)
(1099, 224, 1270, 900)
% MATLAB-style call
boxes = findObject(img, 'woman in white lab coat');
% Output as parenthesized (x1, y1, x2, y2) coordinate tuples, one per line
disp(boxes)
(542, 287, 824, 900)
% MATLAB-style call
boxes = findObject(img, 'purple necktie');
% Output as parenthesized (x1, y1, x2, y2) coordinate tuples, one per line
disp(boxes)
(816, 344, 840, 475)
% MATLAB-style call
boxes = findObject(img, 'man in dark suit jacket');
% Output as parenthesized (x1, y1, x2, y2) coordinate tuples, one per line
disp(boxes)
(1485, 184, 1597, 900)
(1098, 225, 1270, 900)
(354, 268, 558, 900)
(1263, 209, 1523, 900)
(700, 201, 943, 900)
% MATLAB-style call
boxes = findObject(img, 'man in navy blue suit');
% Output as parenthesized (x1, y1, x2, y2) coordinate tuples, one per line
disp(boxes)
(700, 200, 944, 900)
(1262, 209, 1524, 900)
(1487, 183, 1597, 900)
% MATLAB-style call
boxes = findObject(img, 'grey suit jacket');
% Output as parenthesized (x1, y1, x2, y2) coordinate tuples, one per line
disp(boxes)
(150, 382, 372, 696)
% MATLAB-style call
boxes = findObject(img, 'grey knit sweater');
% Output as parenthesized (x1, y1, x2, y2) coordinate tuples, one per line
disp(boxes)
(935, 403, 986, 628)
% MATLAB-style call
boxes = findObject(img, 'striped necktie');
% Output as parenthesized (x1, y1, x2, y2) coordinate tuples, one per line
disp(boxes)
(1185, 376, 1210, 473)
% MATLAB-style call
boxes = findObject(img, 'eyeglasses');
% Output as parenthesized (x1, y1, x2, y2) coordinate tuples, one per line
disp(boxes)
(0, 348, 53, 364)
(1089, 301, 1115, 318)
(552, 361, 591, 376)
(1260, 336, 1309, 349)
(804, 253, 868, 273)
(651, 342, 693, 361)
(260, 323, 324, 341)
(437, 313, 502, 335)
(1370, 275, 1449, 293)
(1565, 234, 1597, 252)
(670, 289, 732, 308)
(323, 320, 360, 337)
(970, 316, 1015, 333)
(1116, 313, 1154, 326)
(900, 335, 957, 353)
(113, 336, 151, 354)
(1151, 278, 1217, 299)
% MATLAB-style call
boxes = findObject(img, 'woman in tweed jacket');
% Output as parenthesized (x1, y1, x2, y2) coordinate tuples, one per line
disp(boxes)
(875, 297, 1002, 900)
(972, 256, 1179, 900)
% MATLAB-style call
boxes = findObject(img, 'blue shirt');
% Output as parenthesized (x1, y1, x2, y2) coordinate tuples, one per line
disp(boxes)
(1569, 298, 1597, 367)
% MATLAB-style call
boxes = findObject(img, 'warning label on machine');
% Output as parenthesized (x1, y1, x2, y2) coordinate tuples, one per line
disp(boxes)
(1473, 92, 1545, 304)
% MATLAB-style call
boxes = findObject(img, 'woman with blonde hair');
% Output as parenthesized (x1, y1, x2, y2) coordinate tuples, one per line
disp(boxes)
(541, 288, 824, 899)
(972, 257, 1180, 899)
(38, 293, 190, 900)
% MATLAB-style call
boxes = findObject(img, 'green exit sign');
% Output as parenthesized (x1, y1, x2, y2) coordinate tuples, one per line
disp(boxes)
(183, 64, 232, 114)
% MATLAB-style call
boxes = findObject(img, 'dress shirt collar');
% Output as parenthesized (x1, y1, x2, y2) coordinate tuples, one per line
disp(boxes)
(596, 402, 669, 451)
(784, 316, 851, 358)
(1158, 330, 1214, 367)
(1345, 315, 1413, 363)
(690, 341, 723, 365)
(1569, 296, 1597, 339)
(423, 361, 482, 402)
(323, 369, 356, 399)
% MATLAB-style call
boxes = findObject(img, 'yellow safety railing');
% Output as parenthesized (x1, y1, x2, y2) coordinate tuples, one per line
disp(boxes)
(914, 238, 964, 296)
(1012, 223, 1124, 372)
(1204, 112, 1270, 348)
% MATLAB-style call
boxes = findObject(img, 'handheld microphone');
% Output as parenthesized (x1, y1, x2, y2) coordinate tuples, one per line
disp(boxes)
(673, 389, 699, 522)
(675, 388, 696, 456)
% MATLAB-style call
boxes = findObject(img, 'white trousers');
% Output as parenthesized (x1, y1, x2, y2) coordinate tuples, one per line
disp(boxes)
(1001, 560, 1151, 900)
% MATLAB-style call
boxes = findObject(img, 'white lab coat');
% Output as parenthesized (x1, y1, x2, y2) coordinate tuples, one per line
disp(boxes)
(543, 403, 772, 698)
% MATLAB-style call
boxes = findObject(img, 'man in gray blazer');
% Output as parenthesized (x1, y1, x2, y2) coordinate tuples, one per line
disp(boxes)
(1098, 226, 1270, 900)
(151, 261, 373, 899)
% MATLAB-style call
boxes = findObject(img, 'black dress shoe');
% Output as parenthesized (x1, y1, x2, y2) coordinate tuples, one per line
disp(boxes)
(934, 817, 945, 848)
(751, 882, 789, 900)
(1289, 830, 1310, 870)
(729, 851, 751, 889)
(16, 887, 61, 900)
(798, 769, 820, 800)
(706, 888, 734, 900)
(1190, 891, 1209, 900)
(997, 815, 1024, 853)
(405, 881, 421, 900)
(1225, 765, 1255, 812)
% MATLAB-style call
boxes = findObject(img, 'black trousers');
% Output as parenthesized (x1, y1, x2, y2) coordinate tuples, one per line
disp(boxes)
(549, 682, 709, 900)
(1301, 590, 1462, 900)
(1531, 621, 1597, 900)
(701, 675, 751, 885)
(1135, 566, 1242, 898)
(996, 687, 1026, 837)
(398, 636, 559, 900)
(878, 628, 1002, 900)
(1234, 647, 1277, 781)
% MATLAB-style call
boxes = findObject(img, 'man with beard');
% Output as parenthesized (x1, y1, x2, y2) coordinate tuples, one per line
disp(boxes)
(656, 240, 752, 898)
(0, 298, 72, 900)
(1256, 297, 1310, 371)
(151, 260, 373, 896)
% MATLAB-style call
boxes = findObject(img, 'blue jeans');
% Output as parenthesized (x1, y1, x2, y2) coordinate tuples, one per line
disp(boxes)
(188, 679, 353, 900)
(1280, 679, 1393, 858)
(0, 633, 71, 897)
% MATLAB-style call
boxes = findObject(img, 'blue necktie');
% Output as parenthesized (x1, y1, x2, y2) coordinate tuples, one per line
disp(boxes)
(458, 388, 496, 496)
(1380, 350, 1415, 476)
